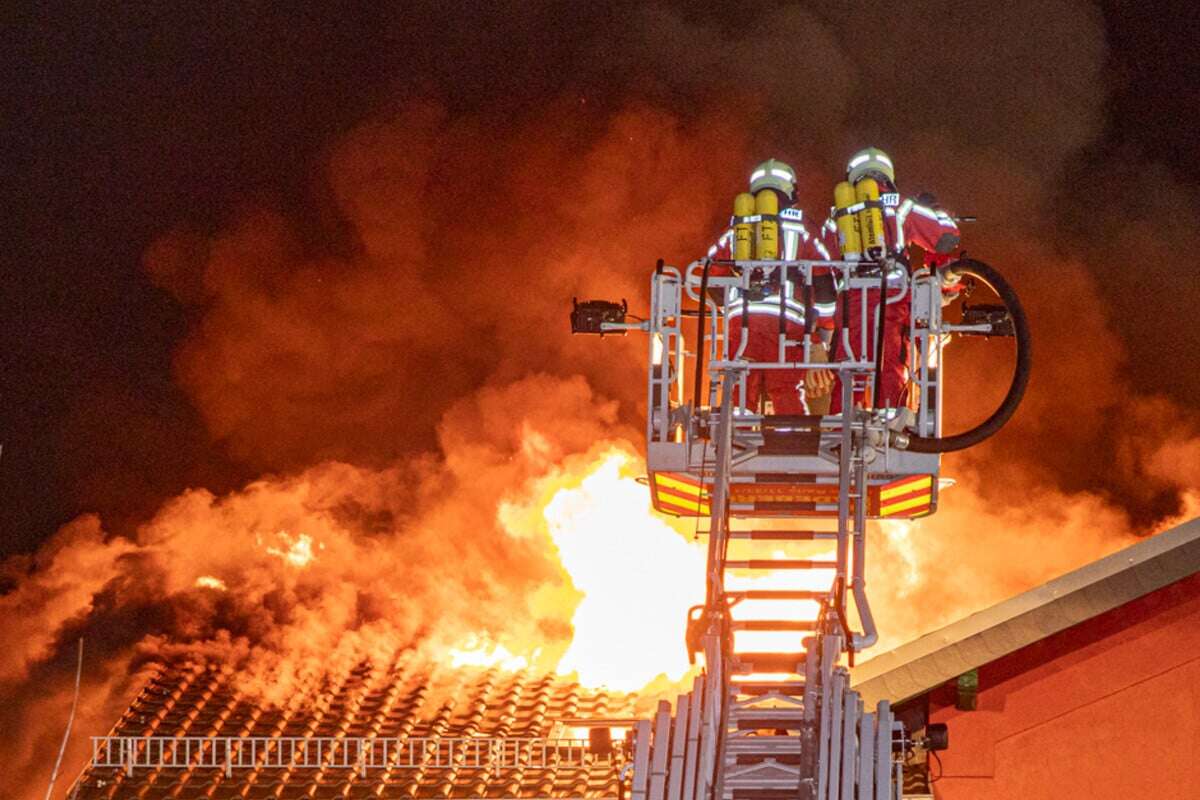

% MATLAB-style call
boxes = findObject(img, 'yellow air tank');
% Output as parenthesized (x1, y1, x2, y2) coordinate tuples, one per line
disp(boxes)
(833, 180, 862, 259)
(855, 178, 886, 259)
(733, 192, 756, 260)
(755, 189, 779, 259)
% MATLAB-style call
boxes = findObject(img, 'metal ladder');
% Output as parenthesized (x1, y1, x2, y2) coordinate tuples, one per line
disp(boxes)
(628, 259, 926, 800)
(631, 370, 901, 800)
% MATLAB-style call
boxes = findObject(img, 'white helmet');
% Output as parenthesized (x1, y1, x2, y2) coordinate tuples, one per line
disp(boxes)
(749, 158, 796, 196)
(846, 147, 895, 185)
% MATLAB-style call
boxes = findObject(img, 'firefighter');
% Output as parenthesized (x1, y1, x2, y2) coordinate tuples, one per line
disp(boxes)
(814, 147, 961, 413)
(707, 159, 833, 415)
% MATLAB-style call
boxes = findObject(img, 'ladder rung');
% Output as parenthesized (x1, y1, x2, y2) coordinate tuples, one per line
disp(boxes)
(730, 620, 817, 631)
(728, 590, 826, 601)
(725, 735, 803, 751)
(726, 530, 836, 540)
(732, 681, 807, 696)
(734, 754, 804, 766)
(734, 716, 806, 731)
(725, 559, 837, 570)
(733, 652, 806, 672)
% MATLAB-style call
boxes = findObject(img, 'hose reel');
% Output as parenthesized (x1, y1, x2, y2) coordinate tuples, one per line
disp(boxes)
(899, 258, 1031, 453)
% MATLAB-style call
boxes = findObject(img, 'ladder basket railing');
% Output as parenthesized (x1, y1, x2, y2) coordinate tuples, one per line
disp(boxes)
(645, 258, 947, 447)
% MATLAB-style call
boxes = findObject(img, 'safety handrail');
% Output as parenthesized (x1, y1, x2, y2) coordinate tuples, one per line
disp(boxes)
(89, 735, 610, 778)
(648, 256, 943, 443)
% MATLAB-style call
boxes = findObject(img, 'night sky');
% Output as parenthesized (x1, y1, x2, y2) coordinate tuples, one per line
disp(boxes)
(3, 1, 1200, 559)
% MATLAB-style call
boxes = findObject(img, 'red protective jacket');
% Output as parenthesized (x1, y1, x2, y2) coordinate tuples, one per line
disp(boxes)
(820, 191, 961, 411)
(706, 205, 829, 414)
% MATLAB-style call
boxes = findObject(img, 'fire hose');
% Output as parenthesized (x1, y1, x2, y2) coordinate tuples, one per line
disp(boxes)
(900, 257, 1031, 453)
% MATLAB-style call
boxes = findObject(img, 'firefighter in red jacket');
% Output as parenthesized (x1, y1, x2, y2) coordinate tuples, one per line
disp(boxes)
(708, 159, 833, 414)
(814, 147, 961, 413)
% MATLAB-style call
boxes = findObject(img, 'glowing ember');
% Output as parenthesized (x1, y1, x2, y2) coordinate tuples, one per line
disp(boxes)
(261, 530, 318, 567)
(194, 575, 227, 591)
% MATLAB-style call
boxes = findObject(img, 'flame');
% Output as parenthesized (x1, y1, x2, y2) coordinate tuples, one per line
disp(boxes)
(880, 521, 920, 597)
(532, 449, 705, 691)
(447, 634, 532, 671)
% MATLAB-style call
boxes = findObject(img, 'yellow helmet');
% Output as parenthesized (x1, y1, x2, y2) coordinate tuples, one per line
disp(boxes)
(749, 158, 796, 196)
(846, 146, 895, 184)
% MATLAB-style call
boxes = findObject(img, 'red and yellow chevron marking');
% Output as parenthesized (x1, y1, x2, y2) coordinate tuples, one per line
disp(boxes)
(651, 472, 710, 517)
(876, 474, 935, 518)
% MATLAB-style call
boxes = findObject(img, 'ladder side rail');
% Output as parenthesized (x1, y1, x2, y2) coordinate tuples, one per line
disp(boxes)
(874, 701, 894, 800)
(850, 429, 879, 651)
(839, 687, 859, 800)
(702, 373, 736, 800)
(682, 675, 705, 800)
(825, 670, 846, 800)
(857, 710, 876, 800)
(696, 668, 721, 800)
(891, 721, 906, 800)
(835, 376, 854, 615)
(648, 701, 673, 800)
(703, 373, 736, 610)
(631, 720, 653, 800)
(815, 635, 837, 800)
(793, 632, 818, 799)
(666, 693, 689, 800)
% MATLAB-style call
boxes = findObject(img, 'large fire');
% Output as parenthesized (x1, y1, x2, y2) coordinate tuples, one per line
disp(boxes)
(9, 10, 1200, 795)
(446, 438, 1161, 694)
(447, 436, 1200, 694)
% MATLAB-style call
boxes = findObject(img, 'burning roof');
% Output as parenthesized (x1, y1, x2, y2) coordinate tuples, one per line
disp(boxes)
(70, 653, 638, 799)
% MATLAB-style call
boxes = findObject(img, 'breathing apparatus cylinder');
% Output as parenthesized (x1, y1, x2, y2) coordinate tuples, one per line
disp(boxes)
(855, 178, 886, 259)
(833, 181, 862, 259)
(754, 190, 779, 259)
(733, 192, 756, 260)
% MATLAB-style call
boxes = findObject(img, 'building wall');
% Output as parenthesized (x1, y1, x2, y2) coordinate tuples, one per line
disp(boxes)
(927, 572, 1200, 800)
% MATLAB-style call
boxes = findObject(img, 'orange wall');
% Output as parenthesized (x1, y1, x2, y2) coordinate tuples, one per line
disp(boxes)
(928, 572, 1200, 800)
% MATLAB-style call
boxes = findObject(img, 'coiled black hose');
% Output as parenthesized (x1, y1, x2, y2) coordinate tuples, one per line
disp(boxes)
(902, 258, 1031, 453)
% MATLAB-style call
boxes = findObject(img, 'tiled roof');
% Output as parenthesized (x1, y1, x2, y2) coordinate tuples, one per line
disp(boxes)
(70, 653, 639, 799)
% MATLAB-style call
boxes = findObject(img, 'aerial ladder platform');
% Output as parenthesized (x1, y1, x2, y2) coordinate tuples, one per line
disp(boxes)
(573, 247, 1029, 799)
